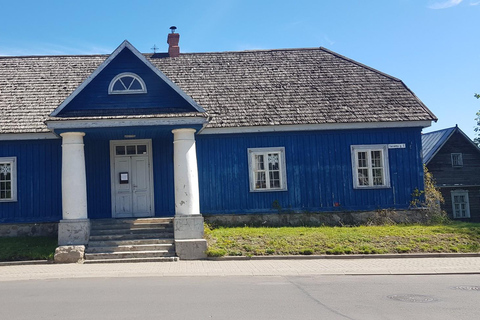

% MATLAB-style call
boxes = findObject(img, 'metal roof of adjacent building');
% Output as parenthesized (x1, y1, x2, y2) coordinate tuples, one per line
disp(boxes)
(421, 127, 456, 164)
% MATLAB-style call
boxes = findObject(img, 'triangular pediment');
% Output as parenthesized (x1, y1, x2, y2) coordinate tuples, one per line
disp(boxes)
(51, 40, 204, 117)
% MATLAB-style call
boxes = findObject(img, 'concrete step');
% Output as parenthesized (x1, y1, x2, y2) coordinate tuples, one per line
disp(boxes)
(86, 243, 174, 253)
(89, 227, 173, 236)
(90, 221, 173, 230)
(86, 218, 177, 264)
(87, 239, 174, 247)
(91, 218, 173, 227)
(89, 232, 174, 241)
(85, 250, 174, 260)
(83, 257, 178, 264)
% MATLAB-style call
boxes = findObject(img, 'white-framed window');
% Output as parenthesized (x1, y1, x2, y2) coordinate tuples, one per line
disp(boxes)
(0, 157, 17, 202)
(451, 153, 463, 167)
(248, 147, 287, 192)
(451, 190, 470, 218)
(108, 72, 147, 94)
(351, 145, 390, 189)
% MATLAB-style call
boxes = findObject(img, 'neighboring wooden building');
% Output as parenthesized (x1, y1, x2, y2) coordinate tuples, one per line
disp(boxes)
(422, 126, 480, 221)
(0, 30, 437, 258)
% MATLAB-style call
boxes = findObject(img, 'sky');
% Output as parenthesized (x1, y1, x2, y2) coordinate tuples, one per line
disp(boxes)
(1, 0, 479, 138)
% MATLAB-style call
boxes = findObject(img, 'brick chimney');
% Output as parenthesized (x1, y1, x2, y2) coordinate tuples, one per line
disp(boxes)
(167, 26, 180, 58)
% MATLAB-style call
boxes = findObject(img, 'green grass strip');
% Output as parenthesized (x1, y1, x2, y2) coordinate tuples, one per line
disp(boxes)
(0, 236, 57, 262)
(204, 222, 480, 257)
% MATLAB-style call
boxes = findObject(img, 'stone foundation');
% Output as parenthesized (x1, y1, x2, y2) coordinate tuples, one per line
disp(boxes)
(0, 222, 58, 237)
(204, 209, 429, 227)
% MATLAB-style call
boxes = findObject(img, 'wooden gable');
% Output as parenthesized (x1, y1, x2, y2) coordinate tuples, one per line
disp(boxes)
(426, 129, 480, 187)
(52, 41, 202, 118)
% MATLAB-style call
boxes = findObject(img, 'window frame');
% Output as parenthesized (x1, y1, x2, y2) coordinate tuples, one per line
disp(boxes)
(451, 153, 463, 167)
(451, 190, 470, 219)
(108, 72, 147, 95)
(248, 147, 287, 192)
(351, 144, 390, 189)
(0, 157, 17, 202)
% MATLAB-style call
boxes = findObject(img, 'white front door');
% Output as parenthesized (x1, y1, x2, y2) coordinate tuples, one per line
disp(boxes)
(110, 140, 154, 218)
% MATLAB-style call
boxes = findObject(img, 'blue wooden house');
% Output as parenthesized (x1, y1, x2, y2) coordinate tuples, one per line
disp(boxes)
(0, 30, 436, 260)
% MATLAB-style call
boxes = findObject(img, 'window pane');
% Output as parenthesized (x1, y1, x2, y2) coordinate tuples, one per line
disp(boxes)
(255, 155, 264, 170)
(268, 153, 279, 170)
(126, 146, 136, 155)
(115, 146, 126, 155)
(255, 172, 266, 189)
(371, 151, 382, 168)
(358, 168, 369, 186)
(0, 163, 11, 180)
(121, 76, 134, 89)
(357, 152, 367, 168)
(130, 79, 142, 90)
(452, 154, 463, 166)
(112, 80, 125, 91)
(372, 168, 384, 185)
(137, 145, 147, 154)
(270, 171, 281, 188)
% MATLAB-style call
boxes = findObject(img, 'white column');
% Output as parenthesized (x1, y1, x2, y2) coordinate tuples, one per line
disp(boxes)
(60, 132, 88, 220)
(172, 128, 200, 216)
(171, 128, 207, 259)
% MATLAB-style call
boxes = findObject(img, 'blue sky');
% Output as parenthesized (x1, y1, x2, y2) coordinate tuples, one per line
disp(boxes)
(1, 0, 479, 138)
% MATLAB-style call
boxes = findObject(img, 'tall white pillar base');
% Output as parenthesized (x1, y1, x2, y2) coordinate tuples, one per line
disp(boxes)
(58, 219, 90, 246)
(175, 239, 207, 260)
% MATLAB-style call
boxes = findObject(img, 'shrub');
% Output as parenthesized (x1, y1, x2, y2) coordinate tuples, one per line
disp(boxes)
(411, 165, 449, 224)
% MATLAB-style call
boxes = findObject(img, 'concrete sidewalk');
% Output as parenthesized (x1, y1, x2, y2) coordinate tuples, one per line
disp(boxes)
(1, 256, 480, 281)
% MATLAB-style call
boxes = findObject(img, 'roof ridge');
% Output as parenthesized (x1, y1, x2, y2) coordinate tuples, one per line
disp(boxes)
(0, 54, 109, 59)
(317, 47, 438, 122)
(423, 126, 456, 136)
(318, 47, 402, 82)
(1, 47, 323, 59)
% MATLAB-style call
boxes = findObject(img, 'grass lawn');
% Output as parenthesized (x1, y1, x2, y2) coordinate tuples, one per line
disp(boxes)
(0, 236, 57, 262)
(204, 222, 480, 257)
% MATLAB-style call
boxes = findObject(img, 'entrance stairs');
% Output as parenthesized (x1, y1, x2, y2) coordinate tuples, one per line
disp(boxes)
(85, 218, 178, 263)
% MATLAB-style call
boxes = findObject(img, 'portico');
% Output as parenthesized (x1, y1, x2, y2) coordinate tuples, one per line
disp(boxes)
(53, 125, 206, 261)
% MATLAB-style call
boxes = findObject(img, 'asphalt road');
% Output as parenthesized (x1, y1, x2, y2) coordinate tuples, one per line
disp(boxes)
(1, 274, 479, 320)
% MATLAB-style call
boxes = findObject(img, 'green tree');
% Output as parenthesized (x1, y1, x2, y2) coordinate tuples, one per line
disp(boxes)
(474, 93, 480, 146)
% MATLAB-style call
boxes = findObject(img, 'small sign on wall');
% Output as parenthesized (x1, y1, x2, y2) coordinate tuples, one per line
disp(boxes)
(119, 172, 129, 184)
(388, 144, 406, 149)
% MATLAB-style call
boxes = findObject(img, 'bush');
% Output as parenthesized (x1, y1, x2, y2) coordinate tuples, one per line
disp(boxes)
(411, 165, 449, 224)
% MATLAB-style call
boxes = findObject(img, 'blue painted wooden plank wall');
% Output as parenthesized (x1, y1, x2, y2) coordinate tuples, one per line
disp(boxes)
(1, 125, 424, 223)
(58, 47, 195, 116)
(0, 139, 62, 223)
(196, 127, 424, 214)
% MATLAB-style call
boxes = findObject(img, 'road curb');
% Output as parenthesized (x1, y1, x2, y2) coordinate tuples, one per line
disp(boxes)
(0, 260, 53, 267)
(207, 252, 480, 261)
(2, 253, 480, 266)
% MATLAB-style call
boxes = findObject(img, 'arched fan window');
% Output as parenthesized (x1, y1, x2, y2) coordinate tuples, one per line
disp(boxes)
(108, 72, 147, 94)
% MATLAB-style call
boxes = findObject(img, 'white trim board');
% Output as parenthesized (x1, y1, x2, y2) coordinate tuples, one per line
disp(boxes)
(50, 40, 205, 117)
(0, 133, 59, 141)
(46, 117, 207, 129)
(199, 120, 432, 135)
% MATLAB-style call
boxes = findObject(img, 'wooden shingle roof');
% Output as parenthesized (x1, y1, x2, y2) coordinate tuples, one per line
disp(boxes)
(0, 47, 436, 134)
